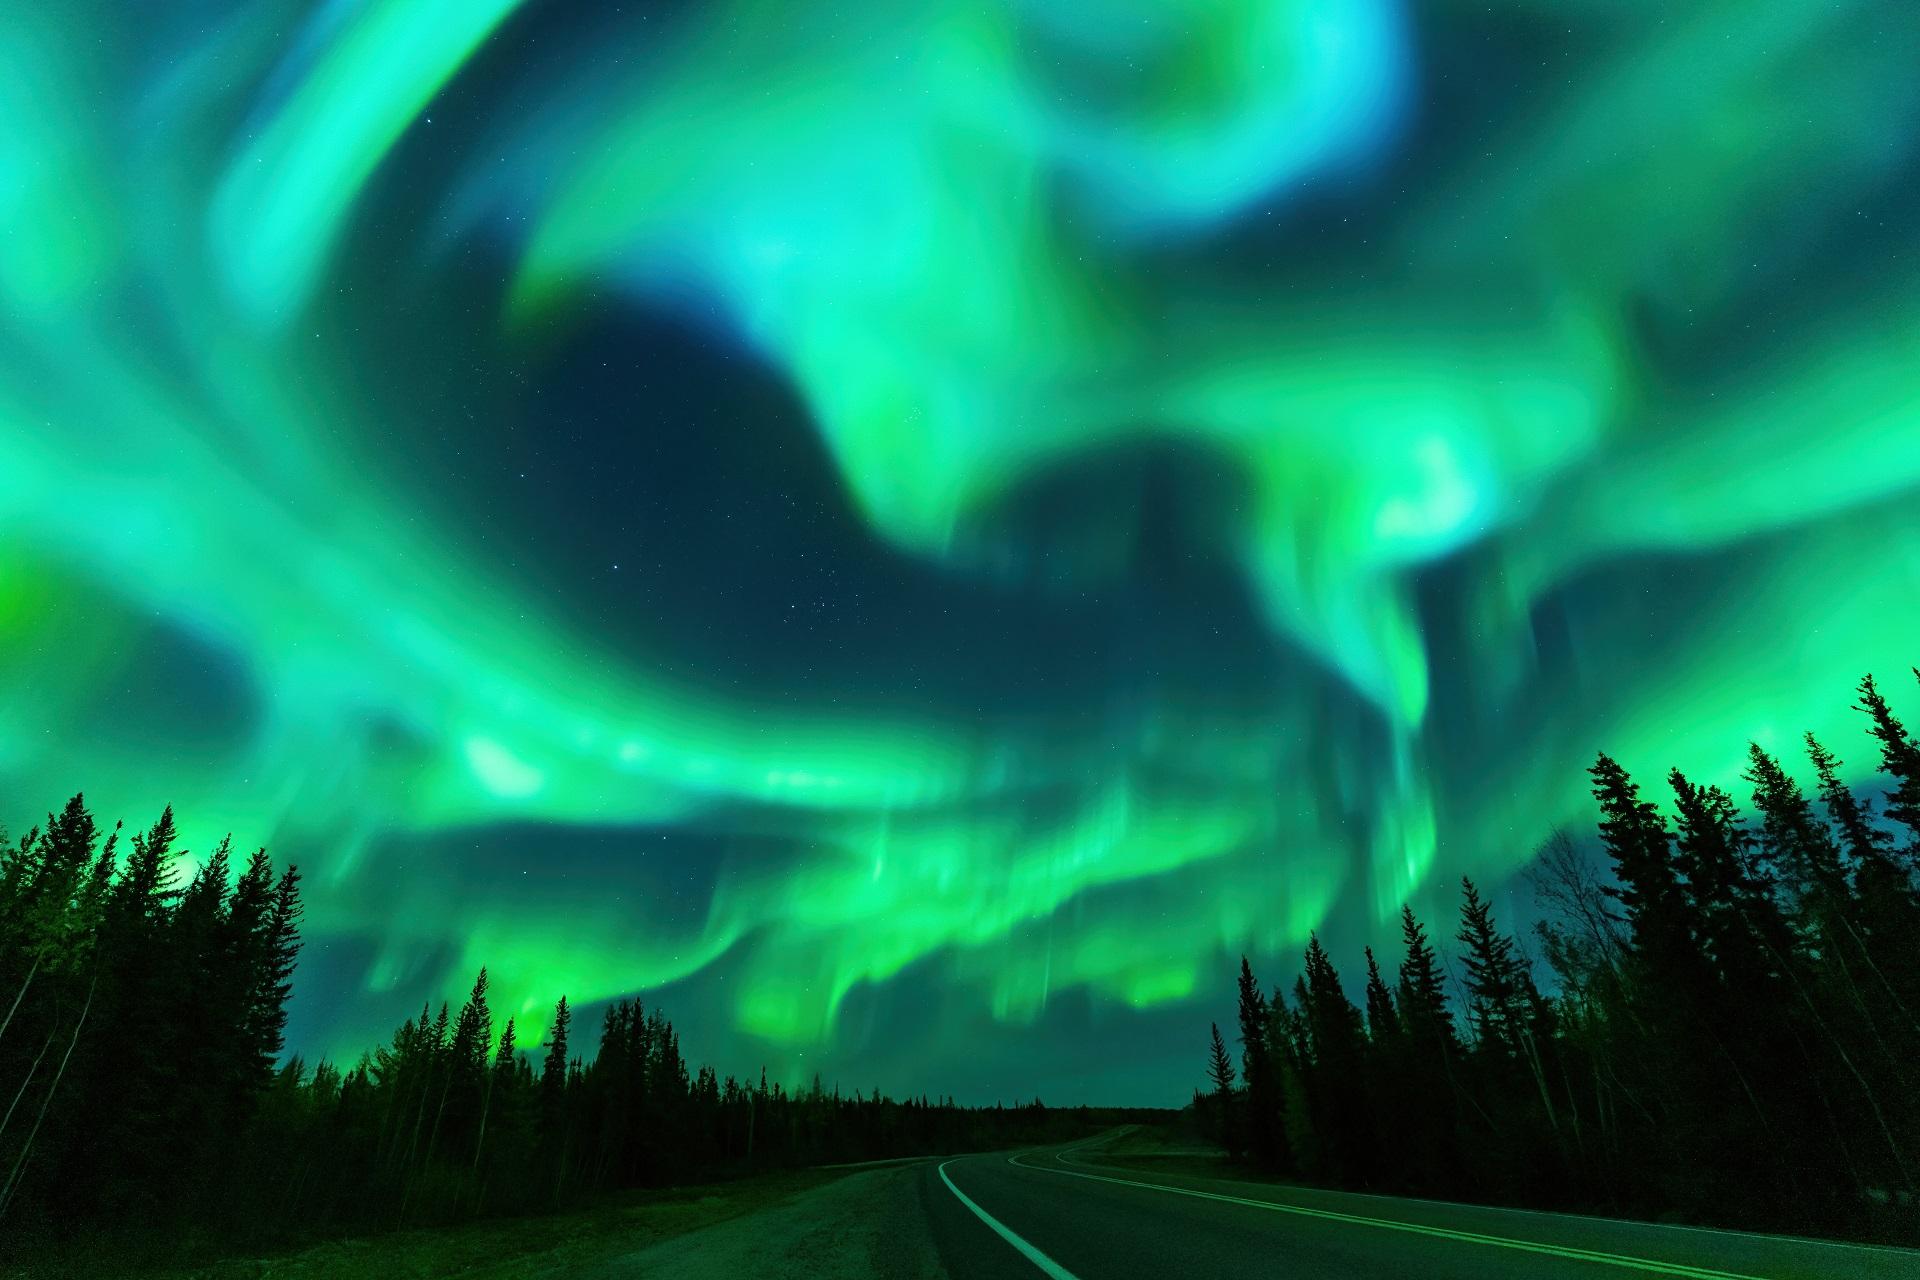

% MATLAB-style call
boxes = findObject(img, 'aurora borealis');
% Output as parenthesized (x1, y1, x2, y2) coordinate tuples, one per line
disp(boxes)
(2, 1, 1918, 1103)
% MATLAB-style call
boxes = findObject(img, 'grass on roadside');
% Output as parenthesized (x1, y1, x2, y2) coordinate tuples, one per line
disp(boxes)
(29, 1169, 854, 1280)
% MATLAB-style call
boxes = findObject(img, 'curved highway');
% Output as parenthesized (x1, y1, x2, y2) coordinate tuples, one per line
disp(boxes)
(917, 1132, 1919, 1280)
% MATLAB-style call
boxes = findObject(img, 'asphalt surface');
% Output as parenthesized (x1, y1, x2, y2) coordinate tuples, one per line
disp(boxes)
(917, 1133, 1920, 1280)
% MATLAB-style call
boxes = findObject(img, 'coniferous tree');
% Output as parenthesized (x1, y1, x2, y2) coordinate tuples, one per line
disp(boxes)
(1857, 675, 1920, 856)
(109, 807, 181, 933)
(1589, 756, 1693, 970)
(261, 868, 302, 1047)
(1142, 672, 1920, 1238)
(1392, 905, 1468, 1189)
(16, 796, 101, 976)
(541, 995, 571, 1103)
(1745, 744, 1850, 940)
(494, 1018, 519, 1084)
(90, 808, 186, 1211)
(1396, 906, 1459, 1057)
(23, 658, 1920, 1267)
(1457, 878, 1570, 1192)
(1235, 957, 1287, 1170)
(1807, 734, 1896, 879)
(1299, 935, 1374, 1185)
(1798, 735, 1920, 1193)
(1362, 948, 1399, 1043)
(475, 1016, 519, 1171)
(451, 969, 493, 1082)
(1669, 773, 1783, 988)
(1274, 980, 1316, 1171)
(171, 836, 234, 1172)
(1457, 879, 1526, 1059)
(1, 791, 1100, 1271)
(1806, 734, 1920, 1003)
(222, 851, 278, 1100)
(1205, 1022, 1238, 1157)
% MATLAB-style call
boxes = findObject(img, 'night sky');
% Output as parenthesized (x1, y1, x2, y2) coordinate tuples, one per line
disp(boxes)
(3, 1, 1919, 1104)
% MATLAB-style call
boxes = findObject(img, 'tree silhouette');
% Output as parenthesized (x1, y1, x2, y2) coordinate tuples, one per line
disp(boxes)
(1362, 948, 1399, 1043)
(1205, 1023, 1238, 1157)
(1857, 675, 1920, 855)
(1235, 956, 1288, 1171)
(1194, 671, 1920, 1238)
(13, 664, 1920, 1266)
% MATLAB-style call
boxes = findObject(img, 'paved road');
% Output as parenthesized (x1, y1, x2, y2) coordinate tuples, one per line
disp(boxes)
(919, 1133, 1920, 1280)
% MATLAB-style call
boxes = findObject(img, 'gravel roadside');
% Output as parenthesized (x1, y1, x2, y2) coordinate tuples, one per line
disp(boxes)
(577, 1162, 946, 1280)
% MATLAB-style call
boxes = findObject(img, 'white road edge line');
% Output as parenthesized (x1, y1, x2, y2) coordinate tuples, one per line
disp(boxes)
(939, 1158, 1084, 1280)
(1052, 1144, 1906, 1256)
(1006, 1152, 1766, 1280)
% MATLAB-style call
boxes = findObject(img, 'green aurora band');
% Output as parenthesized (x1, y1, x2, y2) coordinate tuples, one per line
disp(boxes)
(1, 0, 1918, 1095)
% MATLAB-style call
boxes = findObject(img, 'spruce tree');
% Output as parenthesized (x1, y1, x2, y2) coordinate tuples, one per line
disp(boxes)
(1589, 755, 1694, 971)
(476, 1016, 519, 1170)
(40, 795, 98, 898)
(1206, 1022, 1238, 1156)
(1394, 907, 1465, 1193)
(78, 822, 119, 939)
(28, 795, 100, 963)
(1857, 675, 1920, 855)
(451, 968, 493, 1082)
(495, 1017, 519, 1081)
(1745, 746, 1847, 905)
(0, 820, 44, 921)
(1300, 935, 1374, 1185)
(1806, 731, 1920, 1047)
(1301, 936, 1367, 1071)
(249, 864, 303, 1081)
(1396, 906, 1458, 1055)
(221, 851, 277, 1090)
(108, 806, 181, 931)
(170, 835, 235, 1174)
(1807, 734, 1896, 880)
(179, 835, 231, 917)
(1235, 956, 1287, 1170)
(1457, 879, 1524, 1057)
(1671, 772, 1783, 985)
(540, 995, 571, 1130)
(1363, 947, 1399, 1042)
(74, 807, 186, 1215)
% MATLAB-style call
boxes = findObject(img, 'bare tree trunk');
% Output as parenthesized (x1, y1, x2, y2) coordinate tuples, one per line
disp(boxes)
(1783, 1017, 1868, 1198)
(1558, 1055, 1585, 1152)
(1823, 924, 1916, 1088)
(0, 953, 40, 1046)
(1599, 1055, 1659, 1129)
(424, 1067, 453, 1168)
(0, 976, 94, 1216)
(473, 1072, 495, 1171)
(396, 1066, 438, 1227)
(1517, 1023, 1561, 1136)
(404, 1067, 433, 1169)
(1, 1028, 53, 1142)
(1767, 939, 1915, 1192)
(1591, 1054, 1614, 1156)
(375, 1066, 404, 1168)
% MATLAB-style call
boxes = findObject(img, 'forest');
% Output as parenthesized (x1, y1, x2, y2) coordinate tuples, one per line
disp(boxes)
(1204, 673, 1920, 1243)
(10, 671, 1920, 1270)
(0, 801, 1101, 1271)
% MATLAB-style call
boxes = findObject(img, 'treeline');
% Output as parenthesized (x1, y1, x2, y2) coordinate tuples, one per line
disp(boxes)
(1202, 673, 1920, 1242)
(0, 803, 301, 1239)
(0, 796, 1101, 1269)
